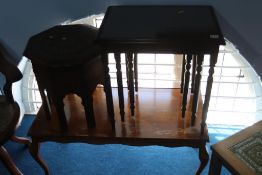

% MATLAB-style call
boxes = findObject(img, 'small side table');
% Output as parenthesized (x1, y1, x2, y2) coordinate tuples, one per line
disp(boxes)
(209, 120, 262, 175)
(97, 5, 225, 128)
(23, 24, 115, 131)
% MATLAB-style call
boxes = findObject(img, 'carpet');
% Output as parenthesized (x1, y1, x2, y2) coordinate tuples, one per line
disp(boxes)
(0, 115, 242, 175)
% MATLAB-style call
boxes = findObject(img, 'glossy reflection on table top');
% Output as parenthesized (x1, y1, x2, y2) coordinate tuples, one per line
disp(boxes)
(98, 6, 225, 45)
(28, 88, 208, 145)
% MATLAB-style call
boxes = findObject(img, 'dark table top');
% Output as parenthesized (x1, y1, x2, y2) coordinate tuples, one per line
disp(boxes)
(23, 24, 101, 67)
(97, 5, 225, 53)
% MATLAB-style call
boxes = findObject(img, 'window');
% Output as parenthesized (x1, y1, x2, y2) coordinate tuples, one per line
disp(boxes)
(204, 42, 262, 126)
(21, 14, 262, 126)
(22, 59, 42, 113)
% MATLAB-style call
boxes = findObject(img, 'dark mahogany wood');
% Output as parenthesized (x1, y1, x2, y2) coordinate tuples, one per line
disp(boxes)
(197, 142, 209, 174)
(181, 54, 192, 118)
(126, 53, 135, 116)
(23, 24, 115, 131)
(97, 6, 225, 53)
(96, 6, 225, 174)
(125, 53, 138, 93)
(101, 52, 115, 130)
(96, 5, 225, 124)
(191, 55, 197, 93)
(0, 146, 23, 175)
(180, 54, 186, 93)
(133, 53, 138, 92)
(28, 88, 208, 175)
(114, 53, 125, 121)
(191, 54, 204, 126)
(29, 140, 49, 175)
(201, 48, 219, 134)
(0, 42, 31, 175)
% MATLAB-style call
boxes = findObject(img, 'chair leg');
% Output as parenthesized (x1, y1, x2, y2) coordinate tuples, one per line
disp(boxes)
(11, 135, 31, 146)
(0, 146, 23, 175)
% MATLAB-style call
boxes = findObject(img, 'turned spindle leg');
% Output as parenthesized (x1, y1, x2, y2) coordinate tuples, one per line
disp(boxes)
(134, 53, 138, 92)
(191, 54, 204, 126)
(102, 53, 115, 130)
(191, 55, 197, 93)
(201, 49, 219, 134)
(180, 54, 186, 93)
(126, 52, 135, 116)
(114, 53, 125, 121)
(181, 54, 192, 118)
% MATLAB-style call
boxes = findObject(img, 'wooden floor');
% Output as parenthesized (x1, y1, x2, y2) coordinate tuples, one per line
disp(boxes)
(28, 87, 208, 147)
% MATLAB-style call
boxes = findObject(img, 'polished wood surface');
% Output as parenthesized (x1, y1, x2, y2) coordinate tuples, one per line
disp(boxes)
(28, 88, 208, 175)
(209, 121, 262, 175)
(28, 88, 208, 145)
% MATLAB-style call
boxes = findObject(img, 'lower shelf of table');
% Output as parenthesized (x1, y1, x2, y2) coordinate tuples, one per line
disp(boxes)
(28, 88, 208, 147)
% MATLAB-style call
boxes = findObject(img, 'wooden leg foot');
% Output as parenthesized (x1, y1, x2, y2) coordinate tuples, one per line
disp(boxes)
(196, 144, 209, 175)
(0, 146, 23, 175)
(29, 140, 50, 175)
(11, 135, 31, 146)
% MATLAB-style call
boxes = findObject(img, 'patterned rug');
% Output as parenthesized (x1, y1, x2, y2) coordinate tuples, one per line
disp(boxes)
(230, 131, 262, 175)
